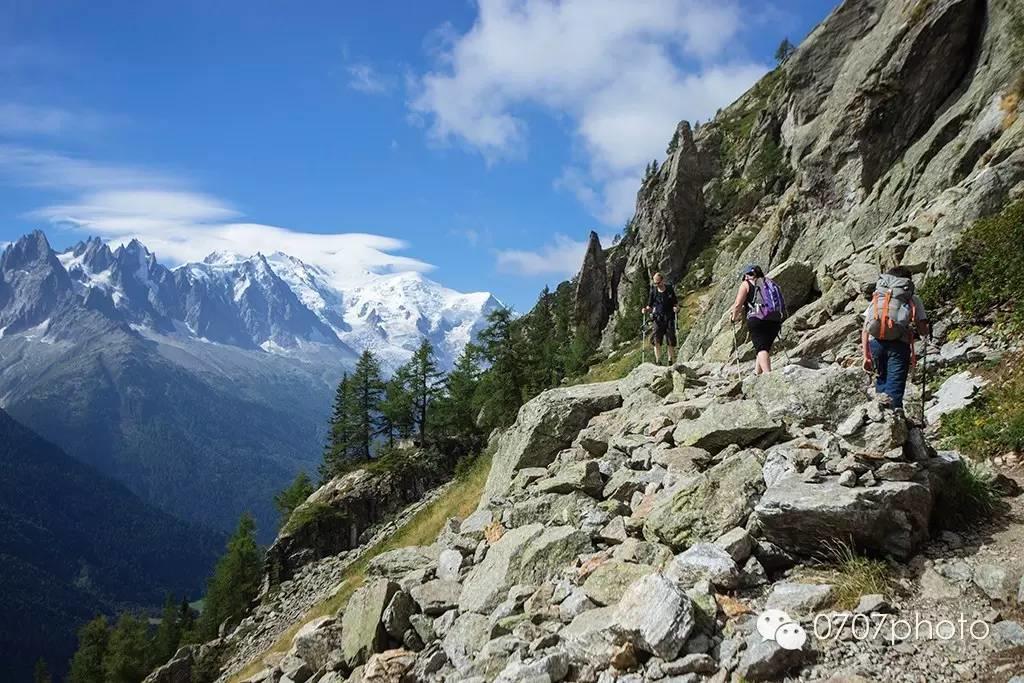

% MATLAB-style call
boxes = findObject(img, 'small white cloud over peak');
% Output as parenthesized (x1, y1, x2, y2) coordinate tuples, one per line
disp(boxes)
(496, 232, 614, 278)
(410, 0, 771, 224)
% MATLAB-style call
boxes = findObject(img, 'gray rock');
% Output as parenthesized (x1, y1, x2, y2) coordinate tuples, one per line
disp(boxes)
(713, 527, 753, 563)
(613, 573, 695, 660)
(643, 450, 764, 550)
(750, 474, 932, 559)
(740, 556, 768, 587)
(410, 579, 461, 616)
(483, 382, 622, 503)
(534, 460, 604, 497)
(363, 649, 416, 683)
(765, 582, 834, 616)
(459, 523, 544, 614)
(838, 470, 857, 487)
(583, 560, 656, 606)
(518, 525, 593, 585)
(973, 564, 1023, 603)
(288, 617, 342, 672)
(743, 364, 866, 429)
(836, 403, 908, 456)
(560, 606, 624, 668)
(734, 632, 805, 682)
(279, 654, 313, 683)
(494, 651, 570, 683)
(436, 548, 464, 582)
(925, 371, 987, 424)
(597, 516, 629, 544)
(409, 613, 436, 645)
(671, 400, 781, 453)
(854, 594, 891, 614)
(665, 543, 739, 589)
(875, 462, 918, 481)
(991, 620, 1024, 648)
(559, 588, 597, 622)
(341, 579, 401, 667)
(441, 612, 491, 671)
(367, 547, 436, 579)
(381, 592, 416, 640)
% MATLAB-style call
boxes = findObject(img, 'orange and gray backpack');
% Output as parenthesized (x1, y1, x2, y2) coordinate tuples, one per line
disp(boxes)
(866, 274, 916, 341)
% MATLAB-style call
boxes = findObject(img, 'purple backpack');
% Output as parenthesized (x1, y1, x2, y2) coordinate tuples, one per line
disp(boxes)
(747, 278, 786, 322)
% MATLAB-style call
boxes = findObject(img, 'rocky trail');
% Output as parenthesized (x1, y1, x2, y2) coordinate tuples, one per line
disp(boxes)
(174, 323, 1024, 683)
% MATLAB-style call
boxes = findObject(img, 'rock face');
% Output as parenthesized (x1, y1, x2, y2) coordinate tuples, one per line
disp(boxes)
(574, 231, 612, 342)
(266, 448, 461, 586)
(574, 0, 1021, 366)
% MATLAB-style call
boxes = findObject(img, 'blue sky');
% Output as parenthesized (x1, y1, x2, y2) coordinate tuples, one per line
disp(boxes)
(0, 0, 836, 310)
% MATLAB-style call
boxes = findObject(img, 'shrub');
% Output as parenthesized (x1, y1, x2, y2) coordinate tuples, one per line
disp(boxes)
(927, 200, 1024, 331)
(933, 459, 1001, 528)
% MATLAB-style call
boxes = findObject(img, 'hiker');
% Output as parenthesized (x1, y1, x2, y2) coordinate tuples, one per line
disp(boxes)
(730, 264, 786, 375)
(642, 272, 678, 365)
(862, 266, 930, 410)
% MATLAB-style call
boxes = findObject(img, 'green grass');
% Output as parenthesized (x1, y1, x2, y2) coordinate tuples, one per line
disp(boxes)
(811, 541, 896, 610)
(933, 459, 1001, 529)
(908, 0, 934, 24)
(568, 342, 643, 385)
(939, 355, 1024, 459)
(229, 451, 493, 682)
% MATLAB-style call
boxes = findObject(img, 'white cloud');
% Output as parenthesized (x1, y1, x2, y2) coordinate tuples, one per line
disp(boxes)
(347, 63, 392, 94)
(409, 0, 770, 224)
(5, 146, 431, 288)
(0, 103, 107, 136)
(496, 232, 613, 277)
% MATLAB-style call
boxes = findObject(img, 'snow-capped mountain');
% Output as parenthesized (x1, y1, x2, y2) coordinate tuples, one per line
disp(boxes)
(0, 230, 500, 538)
(37, 231, 500, 369)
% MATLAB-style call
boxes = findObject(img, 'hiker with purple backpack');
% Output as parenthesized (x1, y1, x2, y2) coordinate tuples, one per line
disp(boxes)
(729, 264, 786, 375)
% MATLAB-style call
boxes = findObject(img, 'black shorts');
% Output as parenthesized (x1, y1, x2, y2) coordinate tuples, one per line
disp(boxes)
(652, 316, 677, 346)
(747, 318, 782, 353)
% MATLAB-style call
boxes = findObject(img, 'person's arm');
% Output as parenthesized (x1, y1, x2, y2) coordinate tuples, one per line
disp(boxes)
(730, 282, 749, 322)
(914, 297, 930, 337)
(670, 286, 679, 313)
(643, 285, 652, 313)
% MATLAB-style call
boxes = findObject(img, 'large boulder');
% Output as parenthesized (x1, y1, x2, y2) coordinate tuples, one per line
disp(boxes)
(925, 371, 987, 424)
(743, 364, 866, 429)
(483, 382, 622, 502)
(644, 450, 765, 550)
(458, 523, 544, 614)
(518, 525, 593, 584)
(672, 400, 782, 453)
(613, 573, 696, 660)
(583, 560, 657, 606)
(749, 474, 933, 559)
(342, 579, 401, 667)
(289, 617, 343, 671)
(441, 612, 490, 671)
(767, 260, 816, 312)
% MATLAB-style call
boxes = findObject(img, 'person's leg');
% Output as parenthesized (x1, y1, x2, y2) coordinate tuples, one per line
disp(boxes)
(870, 338, 888, 398)
(758, 350, 772, 373)
(667, 320, 677, 363)
(886, 341, 911, 410)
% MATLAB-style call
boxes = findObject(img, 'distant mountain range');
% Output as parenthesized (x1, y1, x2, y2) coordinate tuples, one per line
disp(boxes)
(0, 407, 223, 681)
(0, 230, 499, 538)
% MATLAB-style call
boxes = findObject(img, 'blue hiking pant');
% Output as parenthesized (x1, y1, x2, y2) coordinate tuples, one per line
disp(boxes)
(870, 338, 911, 409)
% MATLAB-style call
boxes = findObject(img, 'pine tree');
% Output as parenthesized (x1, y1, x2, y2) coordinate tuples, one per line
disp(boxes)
(196, 513, 263, 641)
(103, 614, 149, 683)
(378, 364, 414, 447)
(68, 616, 110, 683)
(321, 373, 358, 480)
(178, 598, 197, 643)
(666, 127, 681, 155)
(274, 471, 315, 528)
(475, 307, 526, 430)
(775, 38, 795, 64)
(565, 325, 598, 377)
(523, 287, 558, 395)
(150, 595, 183, 669)
(551, 283, 574, 380)
(407, 339, 442, 442)
(33, 659, 52, 683)
(432, 344, 481, 440)
(615, 268, 651, 344)
(350, 350, 384, 459)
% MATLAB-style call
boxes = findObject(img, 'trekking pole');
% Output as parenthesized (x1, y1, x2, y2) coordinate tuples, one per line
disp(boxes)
(920, 335, 929, 425)
(640, 313, 647, 364)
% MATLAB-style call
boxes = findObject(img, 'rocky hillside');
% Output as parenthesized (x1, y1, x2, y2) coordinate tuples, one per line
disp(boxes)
(575, 0, 1024, 360)
(204, 326, 1022, 683)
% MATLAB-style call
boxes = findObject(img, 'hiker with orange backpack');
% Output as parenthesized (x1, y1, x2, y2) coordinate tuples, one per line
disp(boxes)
(861, 266, 930, 410)
(730, 264, 787, 375)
